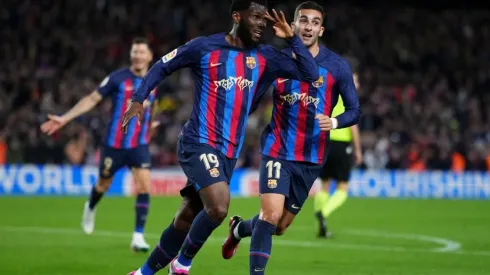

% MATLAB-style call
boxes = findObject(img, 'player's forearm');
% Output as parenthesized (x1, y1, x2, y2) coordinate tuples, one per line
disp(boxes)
(334, 106, 360, 129)
(63, 92, 101, 122)
(132, 60, 165, 103)
(350, 124, 362, 153)
(286, 34, 319, 82)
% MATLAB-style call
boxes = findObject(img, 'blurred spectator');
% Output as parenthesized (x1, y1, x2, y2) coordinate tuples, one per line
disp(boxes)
(0, 0, 489, 172)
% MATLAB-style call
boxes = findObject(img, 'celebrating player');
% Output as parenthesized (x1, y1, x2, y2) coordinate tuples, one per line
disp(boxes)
(40, 38, 157, 252)
(221, 2, 360, 273)
(124, 1, 320, 274)
(314, 67, 363, 238)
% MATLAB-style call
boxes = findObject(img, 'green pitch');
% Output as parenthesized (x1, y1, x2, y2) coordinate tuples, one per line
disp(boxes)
(1, 197, 489, 274)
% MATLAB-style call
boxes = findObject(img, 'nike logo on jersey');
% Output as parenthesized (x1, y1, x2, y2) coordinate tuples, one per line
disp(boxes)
(277, 78, 289, 84)
(291, 204, 301, 209)
(210, 62, 222, 67)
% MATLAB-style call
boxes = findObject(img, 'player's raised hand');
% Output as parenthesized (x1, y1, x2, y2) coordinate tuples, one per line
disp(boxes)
(315, 114, 333, 131)
(121, 102, 144, 134)
(40, 114, 69, 136)
(265, 9, 294, 39)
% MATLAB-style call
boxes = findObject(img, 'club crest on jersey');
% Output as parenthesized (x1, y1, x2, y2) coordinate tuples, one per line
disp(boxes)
(312, 76, 324, 88)
(267, 179, 277, 189)
(246, 56, 256, 69)
(162, 48, 178, 63)
(209, 168, 220, 178)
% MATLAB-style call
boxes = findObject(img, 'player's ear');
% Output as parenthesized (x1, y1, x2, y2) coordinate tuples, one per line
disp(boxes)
(291, 22, 296, 31)
(232, 11, 241, 25)
(319, 26, 325, 37)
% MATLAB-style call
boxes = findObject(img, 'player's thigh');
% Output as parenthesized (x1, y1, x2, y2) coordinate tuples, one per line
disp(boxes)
(98, 146, 125, 188)
(258, 156, 292, 224)
(177, 141, 236, 220)
(284, 163, 322, 215)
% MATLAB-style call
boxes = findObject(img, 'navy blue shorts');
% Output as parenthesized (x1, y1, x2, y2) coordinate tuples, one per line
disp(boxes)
(259, 155, 323, 215)
(178, 139, 237, 197)
(99, 145, 151, 178)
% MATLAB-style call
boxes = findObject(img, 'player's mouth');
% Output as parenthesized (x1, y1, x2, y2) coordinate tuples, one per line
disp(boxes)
(302, 33, 313, 39)
(252, 29, 263, 39)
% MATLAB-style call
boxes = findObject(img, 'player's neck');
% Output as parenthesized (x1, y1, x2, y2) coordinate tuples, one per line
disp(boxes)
(227, 26, 252, 48)
(130, 66, 148, 77)
(308, 43, 320, 57)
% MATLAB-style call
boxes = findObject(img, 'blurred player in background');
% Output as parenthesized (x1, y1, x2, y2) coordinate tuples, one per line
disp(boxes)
(314, 66, 362, 238)
(221, 2, 360, 273)
(40, 37, 158, 252)
(123, 0, 320, 274)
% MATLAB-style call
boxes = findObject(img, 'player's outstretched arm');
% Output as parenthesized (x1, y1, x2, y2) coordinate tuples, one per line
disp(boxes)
(264, 9, 319, 82)
(333, 61, 361, 129)
(40, 91, 102, 135)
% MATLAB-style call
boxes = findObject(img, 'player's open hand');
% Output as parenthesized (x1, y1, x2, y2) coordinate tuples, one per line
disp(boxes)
(149, 121, 160, 139)
(315, 114, 333, 131)
(265, 9, 294, 39)
(121, 102, 144, 134)
(40, 114, 68, 136)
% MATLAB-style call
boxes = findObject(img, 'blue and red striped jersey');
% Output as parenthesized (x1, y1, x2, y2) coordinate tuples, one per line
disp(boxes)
(132, 33, 319, 159)
(261, 46, 360, 164)
(97, 68, 157, 149)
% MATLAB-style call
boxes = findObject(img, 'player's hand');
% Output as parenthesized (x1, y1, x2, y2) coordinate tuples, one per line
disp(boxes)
(149, 121, 160, 139)
(40, 114, 69, 135)
(355, 151, 363, 166)
(121, 102, 144, 134)
(316, 114, 333, 131)
(265, 9, 294, 39)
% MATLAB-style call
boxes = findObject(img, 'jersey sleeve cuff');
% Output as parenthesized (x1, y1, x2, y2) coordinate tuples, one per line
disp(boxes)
(131, 95, 145, 103)
(285, 34, 302, 46)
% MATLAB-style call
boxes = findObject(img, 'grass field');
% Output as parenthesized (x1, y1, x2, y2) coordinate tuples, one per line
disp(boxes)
(1, 197, 489, 274)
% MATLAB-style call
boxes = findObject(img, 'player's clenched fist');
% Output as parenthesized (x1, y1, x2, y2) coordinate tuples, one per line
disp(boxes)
(121, 102, 144, 134)
(315, 114, 333, 131)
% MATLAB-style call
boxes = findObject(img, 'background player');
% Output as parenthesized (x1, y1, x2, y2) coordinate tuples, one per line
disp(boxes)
(40, 37, 157, 252)
(314, 67, 363, 238)
(221, 2, 360, 273)
(123, 1, 320, 274)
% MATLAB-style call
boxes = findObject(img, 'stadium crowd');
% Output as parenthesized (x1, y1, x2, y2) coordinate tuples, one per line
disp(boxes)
(1, 0, 489, 171)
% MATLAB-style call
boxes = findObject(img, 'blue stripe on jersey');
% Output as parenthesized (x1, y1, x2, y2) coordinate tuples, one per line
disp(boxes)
(262, 82, 278, 156)
(221, 51, 238, 155)
(108, 82, 126, 147)
(310, 67, 328, 162)
(285, 80, 301, 152)
(198, 53, 212, 144)
(139, 91, 151, 145)
(236, 50, 260, 157)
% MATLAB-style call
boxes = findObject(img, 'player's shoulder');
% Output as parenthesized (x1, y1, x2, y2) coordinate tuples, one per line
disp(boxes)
(256, 43, 280, 56)
(317, 46, 352, 77)
(184, 33, 226, 49)
(100, 67, 131, 86)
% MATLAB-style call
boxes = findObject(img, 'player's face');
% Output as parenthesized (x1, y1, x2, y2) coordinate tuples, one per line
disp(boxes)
(353, 72, 360, 89)
(236, 3, 267, 44)
(130, 43, 152, 71)
(292, 9, 324, 47)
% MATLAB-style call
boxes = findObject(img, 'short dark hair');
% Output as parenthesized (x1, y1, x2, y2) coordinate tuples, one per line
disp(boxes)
(230, 0, 267, 14)
(294, 1, 325, 22)
(131, 37, 150, 46)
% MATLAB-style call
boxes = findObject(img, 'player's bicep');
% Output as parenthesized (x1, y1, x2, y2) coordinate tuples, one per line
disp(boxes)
(89, 91, 103, 103)
(338, 66, 359, 109)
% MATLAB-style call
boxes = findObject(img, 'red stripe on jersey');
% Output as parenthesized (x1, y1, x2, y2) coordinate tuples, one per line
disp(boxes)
(268, 80, 284, 158)
(114, 78, 132, 148)
(206, 51, 221, 145)
(293, 82, 310, 161)
(318, 73, 336, 161)
(226, 52, 245, 156)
